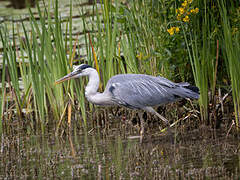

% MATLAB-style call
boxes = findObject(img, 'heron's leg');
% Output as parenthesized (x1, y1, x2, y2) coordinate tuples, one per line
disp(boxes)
(143, 107, 169, 124)
(139, 111, 145, 143)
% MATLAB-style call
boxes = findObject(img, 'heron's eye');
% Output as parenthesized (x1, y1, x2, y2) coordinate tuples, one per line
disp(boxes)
(74, 67, 82, 73)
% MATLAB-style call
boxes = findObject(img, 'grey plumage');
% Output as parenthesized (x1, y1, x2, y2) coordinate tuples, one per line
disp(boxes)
(105, 74, 199, 109)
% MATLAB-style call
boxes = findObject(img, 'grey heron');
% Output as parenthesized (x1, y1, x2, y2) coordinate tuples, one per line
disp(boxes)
(55, 64, 199, 140)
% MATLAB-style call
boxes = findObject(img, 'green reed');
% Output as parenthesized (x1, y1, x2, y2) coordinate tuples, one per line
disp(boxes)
(219, 0, 240, 129)
(182, 0, 211, 123)
(0, 0, 79, 132)
(181, 0, 222, 124)
(0, 28, 7, 133)
(118, 1, 169, 76)
(0, 25, 23, 119)
(182, 0, 240, 126)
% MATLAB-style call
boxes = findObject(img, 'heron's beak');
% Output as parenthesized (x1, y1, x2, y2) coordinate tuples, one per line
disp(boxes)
(55, 72, 77, 85)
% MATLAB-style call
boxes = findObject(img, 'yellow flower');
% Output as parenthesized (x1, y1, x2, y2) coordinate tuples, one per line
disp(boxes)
(190, 8, 199, 14)
(183, 15, 190, 22)
(179, 7, 185, 15)
(177, 14, 182, 20)
(167, 27, 180, 35)
(182, 1, 188, 7)
(175, 27, 180, 33)
(176, 9, 178, 14)
(167, 27, 175, 35)
(194, 8, 199, 13)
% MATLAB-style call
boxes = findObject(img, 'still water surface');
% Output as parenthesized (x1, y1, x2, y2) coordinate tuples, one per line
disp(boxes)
(0, 123, 239, 179)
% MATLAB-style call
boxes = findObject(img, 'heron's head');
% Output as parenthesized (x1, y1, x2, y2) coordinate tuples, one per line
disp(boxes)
(55, 64, 93, 84)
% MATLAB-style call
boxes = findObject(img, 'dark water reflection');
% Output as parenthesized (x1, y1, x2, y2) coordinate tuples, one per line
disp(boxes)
(0, 125, 239, 179)
(8, 0, 36, 9)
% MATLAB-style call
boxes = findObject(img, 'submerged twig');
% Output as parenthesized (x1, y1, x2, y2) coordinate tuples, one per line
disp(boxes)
(226, 120, 235, 138)
(68, 102, 72, 128)
(216, 88, 232, 111)
(55, 103, 68, 136)
(68, 134, 76, 157)
(160, 113, 191, 133)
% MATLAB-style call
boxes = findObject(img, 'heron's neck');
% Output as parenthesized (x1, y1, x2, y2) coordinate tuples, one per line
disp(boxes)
(85, 69, 113, 105)
(85, 69, 100, 96)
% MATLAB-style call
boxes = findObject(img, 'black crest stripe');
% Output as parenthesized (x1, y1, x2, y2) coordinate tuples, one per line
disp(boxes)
(80, 64, 92, 70)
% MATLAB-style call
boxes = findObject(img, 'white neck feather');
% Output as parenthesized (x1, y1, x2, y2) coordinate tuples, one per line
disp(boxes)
(85, 69, 113, 105)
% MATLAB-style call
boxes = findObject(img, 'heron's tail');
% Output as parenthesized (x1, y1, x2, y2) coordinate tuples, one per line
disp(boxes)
(174, 84, 200, 100)
(182, 85, 200, 99)
(184, 85, 199, 94)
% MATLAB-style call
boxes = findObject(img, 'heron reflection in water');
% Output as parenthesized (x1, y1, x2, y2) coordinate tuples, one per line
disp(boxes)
(55, 64, 199, 141)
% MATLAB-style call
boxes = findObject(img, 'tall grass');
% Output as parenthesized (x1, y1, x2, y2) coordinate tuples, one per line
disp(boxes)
(218, 0, 240, 129)
(118, 1, 171, 76)
(182, 0, 215, 124)
(0, 27, 7, 133)
(0, 1, 78, 133)
(0, 25, 23, 120)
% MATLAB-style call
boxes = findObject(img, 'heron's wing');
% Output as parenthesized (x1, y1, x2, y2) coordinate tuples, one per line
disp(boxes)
(106, 75, 178, 108)
(157, 76, 189, 86)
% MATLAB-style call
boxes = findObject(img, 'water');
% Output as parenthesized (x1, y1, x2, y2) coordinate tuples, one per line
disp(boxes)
(0, 0, 95, 58)
(0, 123, 239, 179)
